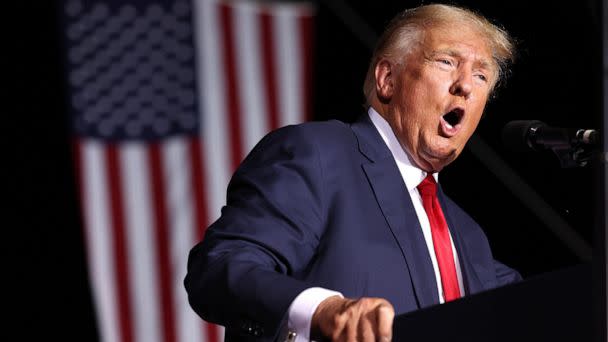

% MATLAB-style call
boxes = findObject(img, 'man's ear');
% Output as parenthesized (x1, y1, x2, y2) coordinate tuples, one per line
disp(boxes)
(375, 59, 394, 102)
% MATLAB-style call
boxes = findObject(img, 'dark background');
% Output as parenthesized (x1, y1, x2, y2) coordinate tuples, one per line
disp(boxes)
(9, 0, 603, 340)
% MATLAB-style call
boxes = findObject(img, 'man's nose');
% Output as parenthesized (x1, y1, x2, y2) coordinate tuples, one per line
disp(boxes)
(449, 70, 473, 98)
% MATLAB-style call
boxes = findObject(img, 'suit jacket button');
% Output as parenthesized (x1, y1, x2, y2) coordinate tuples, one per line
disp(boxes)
(240, 321, 251, 333)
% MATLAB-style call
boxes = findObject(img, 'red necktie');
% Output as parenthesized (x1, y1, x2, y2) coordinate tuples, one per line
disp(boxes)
(417, 174, 461, 301)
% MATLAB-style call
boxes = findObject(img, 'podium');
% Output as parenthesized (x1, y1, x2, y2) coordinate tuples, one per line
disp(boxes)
(393, 263, 591, 341)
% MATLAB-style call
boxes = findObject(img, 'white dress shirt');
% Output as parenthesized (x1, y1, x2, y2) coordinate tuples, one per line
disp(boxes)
(286, 107, 464, 341)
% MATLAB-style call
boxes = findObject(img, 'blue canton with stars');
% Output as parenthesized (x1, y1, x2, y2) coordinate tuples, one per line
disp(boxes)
(63, 0, 199, 142)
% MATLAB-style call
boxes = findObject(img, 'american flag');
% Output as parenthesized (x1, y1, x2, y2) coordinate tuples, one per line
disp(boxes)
(62, 0, 314, 341)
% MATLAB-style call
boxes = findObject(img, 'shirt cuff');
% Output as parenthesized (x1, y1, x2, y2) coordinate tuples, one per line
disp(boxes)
(286, 287, 343, 342)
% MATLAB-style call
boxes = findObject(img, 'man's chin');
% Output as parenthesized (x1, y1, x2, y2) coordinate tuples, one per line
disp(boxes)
(418, 148, 457, 172)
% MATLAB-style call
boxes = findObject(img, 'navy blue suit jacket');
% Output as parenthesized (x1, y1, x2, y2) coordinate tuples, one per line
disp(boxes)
(185, 114, 521, 341)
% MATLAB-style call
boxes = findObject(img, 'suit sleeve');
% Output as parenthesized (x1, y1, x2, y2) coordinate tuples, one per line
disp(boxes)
(184, 125, 327, 340)
(493, 260, 523, 286)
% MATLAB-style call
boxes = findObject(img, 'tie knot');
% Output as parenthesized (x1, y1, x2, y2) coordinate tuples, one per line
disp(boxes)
(417, 174, 437, 197)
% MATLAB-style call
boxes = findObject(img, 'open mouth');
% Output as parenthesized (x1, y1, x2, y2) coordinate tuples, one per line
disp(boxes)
(439, 107, 465, 137)
(442, 108, 464, 128)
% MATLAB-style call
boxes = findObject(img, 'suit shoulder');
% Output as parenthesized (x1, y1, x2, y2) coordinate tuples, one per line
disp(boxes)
(278, 119, 353, 139)
(252, 119, 355, 151)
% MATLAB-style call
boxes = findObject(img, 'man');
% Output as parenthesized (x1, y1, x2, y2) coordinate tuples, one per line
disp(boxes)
(185, 4, 521, 341)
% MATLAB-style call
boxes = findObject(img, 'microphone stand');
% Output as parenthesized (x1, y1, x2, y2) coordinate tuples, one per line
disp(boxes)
(546, 130, 602, 168)
(551, 145, 594, 168)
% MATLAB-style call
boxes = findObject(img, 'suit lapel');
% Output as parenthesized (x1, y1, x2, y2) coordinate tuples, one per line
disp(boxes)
(352, 114, 439, 308)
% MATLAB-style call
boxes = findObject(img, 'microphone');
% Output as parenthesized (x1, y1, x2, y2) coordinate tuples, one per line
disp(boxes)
(502, 120, 599, 152)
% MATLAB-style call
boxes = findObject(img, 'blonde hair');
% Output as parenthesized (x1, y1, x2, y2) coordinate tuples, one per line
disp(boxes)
(363, 4, 515, 106)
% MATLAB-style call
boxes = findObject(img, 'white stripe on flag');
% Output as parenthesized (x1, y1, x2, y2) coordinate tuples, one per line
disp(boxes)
(194, 0, 231, 223)
(275, 8, 304, 127)
(162, 138, 203, 342)
(81, 140, 120, 342)
(121, 143, 162, 342)
(216, 325, 225, 342)
(235, 4, 270, 154)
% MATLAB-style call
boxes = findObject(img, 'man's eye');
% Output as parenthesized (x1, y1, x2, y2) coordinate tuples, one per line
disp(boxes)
(438, 59, 452, 66)
(475, 74, 488, 82)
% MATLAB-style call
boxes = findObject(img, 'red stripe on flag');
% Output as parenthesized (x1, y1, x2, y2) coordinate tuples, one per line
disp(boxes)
(205, 320, 220, 342)
(148, 144, 176, 342)
(220, 4, 244, 170)
(188, 139, 219, 342)
(260, 12, 280, 130)
(188, 139, 210, 246)
(106, 145, 134, 342)
(299, 14, 314, 121)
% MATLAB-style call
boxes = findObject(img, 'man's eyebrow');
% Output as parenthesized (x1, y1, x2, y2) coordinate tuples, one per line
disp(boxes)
(430, 49, 494, 70)
(475, 59, 493, 71)
(428, 49, 461, 59)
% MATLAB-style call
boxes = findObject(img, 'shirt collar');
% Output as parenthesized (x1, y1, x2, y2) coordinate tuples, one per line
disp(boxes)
(367, 107, 439, 191)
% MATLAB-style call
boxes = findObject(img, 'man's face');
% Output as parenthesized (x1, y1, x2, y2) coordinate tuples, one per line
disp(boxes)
(376, 24, 495, 172)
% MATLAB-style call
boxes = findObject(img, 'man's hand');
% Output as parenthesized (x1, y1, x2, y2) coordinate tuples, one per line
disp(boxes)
(311, 295, 395, 341)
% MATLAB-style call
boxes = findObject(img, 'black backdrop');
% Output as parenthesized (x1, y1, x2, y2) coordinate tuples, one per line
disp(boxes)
(9, 0, 603, 340)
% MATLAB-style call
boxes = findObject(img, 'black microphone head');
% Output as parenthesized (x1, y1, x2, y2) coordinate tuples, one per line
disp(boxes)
(502, 120, 546, 152)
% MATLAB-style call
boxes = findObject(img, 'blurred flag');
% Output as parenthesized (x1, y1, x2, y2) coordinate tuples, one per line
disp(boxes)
(61, 1, 314, 341)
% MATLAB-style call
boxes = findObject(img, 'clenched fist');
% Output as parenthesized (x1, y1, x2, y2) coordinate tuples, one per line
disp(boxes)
(311, 296, 395, 341)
